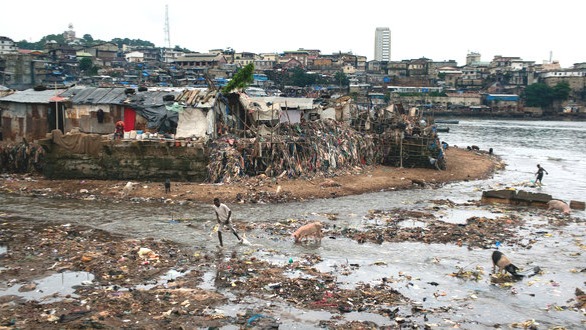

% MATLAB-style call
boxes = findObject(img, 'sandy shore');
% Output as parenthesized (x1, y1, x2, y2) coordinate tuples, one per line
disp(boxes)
(0, 146, 503, 204)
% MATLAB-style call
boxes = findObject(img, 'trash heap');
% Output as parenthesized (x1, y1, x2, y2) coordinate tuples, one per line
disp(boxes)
(0, 142, 46, 173)
(207, 119, 382, 183)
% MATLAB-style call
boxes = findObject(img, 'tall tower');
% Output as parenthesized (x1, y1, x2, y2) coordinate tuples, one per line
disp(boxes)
(64, 23, 76, 42)
(374, 27, 391, 62)
(164, 5, 171, 48)
(466, 52, 481, 65)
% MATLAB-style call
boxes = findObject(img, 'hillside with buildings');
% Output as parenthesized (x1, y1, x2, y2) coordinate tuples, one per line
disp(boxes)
(1, 25, 585, 117)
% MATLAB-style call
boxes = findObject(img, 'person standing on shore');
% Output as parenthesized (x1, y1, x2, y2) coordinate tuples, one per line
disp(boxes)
(114, 121, 125, 140)
(535, 164, 548, 186)
(212, 197, 242, 247)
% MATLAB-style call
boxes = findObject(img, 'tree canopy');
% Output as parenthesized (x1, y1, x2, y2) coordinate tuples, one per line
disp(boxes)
(524, 81, 571, 108)
(110, 38, 154, 48)
(221, 63, 254, 94)
(17, 34, 66, 50)
(16, 34, 156, 50)
(79, 58, 93, 72)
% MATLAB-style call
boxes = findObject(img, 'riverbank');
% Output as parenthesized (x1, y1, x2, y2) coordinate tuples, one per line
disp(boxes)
(0, 146, 503, 204)
(426, 110, 586, 121)
(3, 145, 585, 329)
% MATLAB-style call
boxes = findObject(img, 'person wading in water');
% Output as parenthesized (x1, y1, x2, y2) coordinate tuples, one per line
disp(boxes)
(535, 164, 548, 186)
(212, 197, 242, 247)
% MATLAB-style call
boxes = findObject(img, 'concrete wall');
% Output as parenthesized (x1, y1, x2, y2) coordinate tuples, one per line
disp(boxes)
(41, 139, 209, 182)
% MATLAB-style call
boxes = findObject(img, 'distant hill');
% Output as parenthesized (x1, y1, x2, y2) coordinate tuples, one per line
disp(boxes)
(16, 33, 156, 50)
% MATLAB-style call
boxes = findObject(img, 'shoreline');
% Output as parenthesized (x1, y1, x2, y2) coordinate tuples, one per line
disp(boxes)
(426, 111, 586, 121)
(0, 147, 503, 204)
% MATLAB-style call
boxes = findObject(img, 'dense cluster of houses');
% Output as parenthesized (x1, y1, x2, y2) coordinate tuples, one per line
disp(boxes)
(1, 27, 586, 113)
(1, 25, 586, 146)
(0, 84, 338, 144)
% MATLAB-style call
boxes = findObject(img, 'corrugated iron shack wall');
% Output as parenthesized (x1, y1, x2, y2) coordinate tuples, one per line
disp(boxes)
(64, 104, 124, 135)
(0, 102, 51, 143)
(41, 140, 209, 181)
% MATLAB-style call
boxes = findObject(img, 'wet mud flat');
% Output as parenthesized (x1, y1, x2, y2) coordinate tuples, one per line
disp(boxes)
(1, 202, 585, 329)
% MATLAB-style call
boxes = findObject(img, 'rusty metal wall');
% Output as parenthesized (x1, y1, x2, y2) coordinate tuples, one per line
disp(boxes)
(0, 103, 50, 143)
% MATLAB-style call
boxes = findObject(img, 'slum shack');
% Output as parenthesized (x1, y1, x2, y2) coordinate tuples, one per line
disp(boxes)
(0, 87, 447, 182)
(207, 93, 378, 183)
(206, 95, 447, 183)
(365, 103, 446, 170)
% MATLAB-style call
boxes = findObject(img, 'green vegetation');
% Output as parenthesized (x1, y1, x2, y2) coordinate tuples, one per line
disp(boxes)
(110, 38, 154, 48)
(16, 34, 65, 50)
(524, 81, 571, 108)
(334, 71, 349, 87)
(78, 57, 98, 75)
(288, 67, 316, 87)
(273, 69, 348, 88)
(221, 63, 255, 94)
(16, 34, 156, 50)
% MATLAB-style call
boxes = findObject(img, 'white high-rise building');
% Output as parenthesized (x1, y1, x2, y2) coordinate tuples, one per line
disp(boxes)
(374, 27, 391, 62)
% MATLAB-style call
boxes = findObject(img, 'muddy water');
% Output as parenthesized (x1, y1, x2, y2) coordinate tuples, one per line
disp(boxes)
(1, 119, 585, 328)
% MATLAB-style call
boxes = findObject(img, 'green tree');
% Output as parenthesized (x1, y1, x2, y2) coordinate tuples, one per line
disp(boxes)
(173, 45, 191, 52)
(79, 58, 94, 73)
(552, 81, 571, 100)
(524, 81, 571, 110)
(524, 83, 553, 107)
(384, 92, 391, 103)
(288, 67, 315, 87)
(221, 63, 254, 94)
(111, 38, 155, 48)
(16, 33, 65, 50)
(83, 34, 94, 43)
(334, 71, 349, 87)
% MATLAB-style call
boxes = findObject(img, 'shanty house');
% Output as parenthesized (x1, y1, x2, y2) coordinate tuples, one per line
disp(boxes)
(59, 87, 129, 135)
(239, 94, 316, 125)
(0, 88, 67, 143)
(1, 86, 225, 143)
(61, 86, 221, 138)
(174, 88, 222, 139)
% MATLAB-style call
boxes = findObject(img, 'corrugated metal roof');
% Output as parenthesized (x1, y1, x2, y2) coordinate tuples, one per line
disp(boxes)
(0, 86, 216, 109)
(0, 88, 67, 104)
(129, 90, 179, 107)
(64, 87, 128, 104)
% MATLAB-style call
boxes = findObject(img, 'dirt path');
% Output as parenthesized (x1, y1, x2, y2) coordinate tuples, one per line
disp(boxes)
(0, 147, 503, 204)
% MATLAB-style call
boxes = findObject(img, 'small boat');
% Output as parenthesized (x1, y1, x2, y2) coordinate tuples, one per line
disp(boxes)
(434, 119, 459, 124)
(436, 126, 450, 133)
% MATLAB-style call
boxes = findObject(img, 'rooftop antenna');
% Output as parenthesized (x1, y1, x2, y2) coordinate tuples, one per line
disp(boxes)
(164, 4, 171, 48)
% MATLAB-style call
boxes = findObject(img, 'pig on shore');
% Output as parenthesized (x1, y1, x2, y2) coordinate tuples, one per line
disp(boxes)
(547, 199, 571, 214)
(122, 181, 139, 196)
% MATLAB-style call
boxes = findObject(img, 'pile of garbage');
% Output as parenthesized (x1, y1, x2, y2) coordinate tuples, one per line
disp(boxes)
(207, 119, 382, 183)
(0, 142, 45, 173)
(328, 207, 527, 249)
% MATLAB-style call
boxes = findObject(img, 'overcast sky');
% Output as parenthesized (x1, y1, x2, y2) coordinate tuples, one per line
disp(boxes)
(3, 0, 584, 68)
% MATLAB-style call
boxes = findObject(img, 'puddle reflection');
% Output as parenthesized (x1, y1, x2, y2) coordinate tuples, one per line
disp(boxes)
(0, 271, 94, 303)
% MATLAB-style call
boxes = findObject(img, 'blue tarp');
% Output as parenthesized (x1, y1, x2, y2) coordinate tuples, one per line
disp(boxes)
(486, 94, 519, 101)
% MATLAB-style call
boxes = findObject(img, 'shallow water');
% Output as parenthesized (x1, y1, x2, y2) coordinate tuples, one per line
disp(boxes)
(0, 271, 94, 303)
(1, 119, 585, 327)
